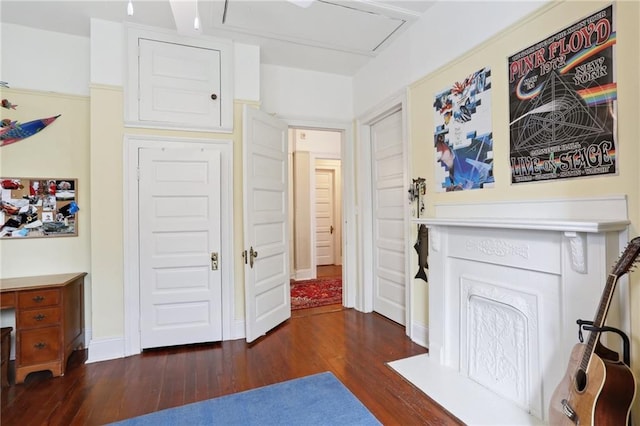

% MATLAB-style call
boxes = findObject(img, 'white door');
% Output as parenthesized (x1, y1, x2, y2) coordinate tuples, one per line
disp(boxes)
(138, 38, 221, 127)
(243, 106, 290, 343)
(315, 169, 335, 266)
(139, 147, 222, 349)
(371, 110, 406, 325)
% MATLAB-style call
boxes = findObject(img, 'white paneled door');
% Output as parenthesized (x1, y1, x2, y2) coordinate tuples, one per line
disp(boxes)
(139, 147, 222, 349)
(315, 169, 335, 266)
(138, 38, 222, 127)
(243, 106, 290, 343)
(371, 110, 406, 325)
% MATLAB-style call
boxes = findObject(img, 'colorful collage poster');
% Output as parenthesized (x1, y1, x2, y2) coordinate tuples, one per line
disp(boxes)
(508, 5, 616, 184)
(433, 67, 494, 192)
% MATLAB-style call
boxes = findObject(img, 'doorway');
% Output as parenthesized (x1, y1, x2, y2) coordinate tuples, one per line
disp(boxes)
(289, 128, 343, 281)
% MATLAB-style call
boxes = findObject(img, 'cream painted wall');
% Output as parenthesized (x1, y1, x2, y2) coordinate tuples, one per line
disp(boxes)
(88, 85, 124, 339)
(0, 88, 92, 347)
(293, 151, 311, 274)
(408, 0, 640, 414)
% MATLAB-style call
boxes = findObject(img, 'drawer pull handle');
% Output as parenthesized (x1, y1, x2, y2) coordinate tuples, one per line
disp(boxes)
(34, 313, 46, 321)
(32, 295, 45, 303)
(34, 342, 46, 350)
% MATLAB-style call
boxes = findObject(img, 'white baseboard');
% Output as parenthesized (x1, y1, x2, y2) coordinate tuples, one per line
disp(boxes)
(86, 336, 125, 363)
(410, 320, 429, 348)
(88, 321, 246, 364)
(295, 268, 314, 280)
(229, 319, 246, 340)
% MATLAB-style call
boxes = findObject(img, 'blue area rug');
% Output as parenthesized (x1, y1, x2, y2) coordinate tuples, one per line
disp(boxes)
(111, 372, 381, 425)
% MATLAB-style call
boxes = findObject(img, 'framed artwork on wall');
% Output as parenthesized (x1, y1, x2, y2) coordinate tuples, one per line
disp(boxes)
(0, 177, 79, 238)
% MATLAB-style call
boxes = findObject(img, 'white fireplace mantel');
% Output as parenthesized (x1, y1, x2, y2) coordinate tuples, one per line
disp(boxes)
(405, 197, 631, 425)
(415, 217, 629, 233)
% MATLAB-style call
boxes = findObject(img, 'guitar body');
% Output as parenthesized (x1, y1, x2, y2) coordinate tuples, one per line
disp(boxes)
(549, 343, 636, 425)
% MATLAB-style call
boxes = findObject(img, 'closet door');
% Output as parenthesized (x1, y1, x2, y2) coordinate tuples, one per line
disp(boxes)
(139, 146, 223, 349)
(138, 39, 222, 128)
(371, 109, 406, 325)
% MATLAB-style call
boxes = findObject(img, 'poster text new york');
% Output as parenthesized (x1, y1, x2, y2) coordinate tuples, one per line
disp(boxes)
(509, 10, 610, 84)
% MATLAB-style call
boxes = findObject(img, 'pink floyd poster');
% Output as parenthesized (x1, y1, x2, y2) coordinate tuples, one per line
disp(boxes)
(433, 67, 494, 192)
(508, 5, 616, 184)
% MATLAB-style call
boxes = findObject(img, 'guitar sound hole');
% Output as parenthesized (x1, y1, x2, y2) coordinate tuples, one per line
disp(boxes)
(575, 369, 587, 392)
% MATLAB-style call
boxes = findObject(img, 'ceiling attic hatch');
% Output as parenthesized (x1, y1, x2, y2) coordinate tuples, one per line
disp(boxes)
(215, 0, 418, 56)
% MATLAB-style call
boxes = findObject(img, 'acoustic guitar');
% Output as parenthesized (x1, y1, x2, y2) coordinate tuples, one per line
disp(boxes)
(548, 236, 639, 425)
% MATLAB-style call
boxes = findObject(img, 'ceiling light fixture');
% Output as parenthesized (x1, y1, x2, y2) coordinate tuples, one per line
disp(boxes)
(127, 0, 134, 16)
(287, 0, 315, 8)
(194, 6, 200, 30)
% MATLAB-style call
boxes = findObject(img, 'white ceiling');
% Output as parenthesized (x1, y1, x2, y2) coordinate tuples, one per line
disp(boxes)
(0, 0, 435, 76)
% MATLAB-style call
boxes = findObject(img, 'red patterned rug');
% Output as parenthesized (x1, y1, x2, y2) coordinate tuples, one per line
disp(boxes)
(290, 277, 342, 310)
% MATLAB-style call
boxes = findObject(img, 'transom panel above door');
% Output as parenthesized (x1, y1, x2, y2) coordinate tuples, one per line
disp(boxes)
(139, 39, 221, 127)
(125, 26, 233, 132)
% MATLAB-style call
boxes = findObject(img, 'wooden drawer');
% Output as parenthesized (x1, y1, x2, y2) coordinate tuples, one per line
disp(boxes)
(18, 307, 61, 328)
(18, 289, 60, 309)
(0, 292, 16, 309)
(18, 327, 61, 366)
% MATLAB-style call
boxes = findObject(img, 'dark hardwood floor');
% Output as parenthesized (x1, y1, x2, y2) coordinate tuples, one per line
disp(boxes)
(0, 309, 462, 425)
(316, 264, 342, 278)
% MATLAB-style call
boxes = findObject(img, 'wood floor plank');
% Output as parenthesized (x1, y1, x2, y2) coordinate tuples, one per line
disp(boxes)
(0, 309, 462, 425)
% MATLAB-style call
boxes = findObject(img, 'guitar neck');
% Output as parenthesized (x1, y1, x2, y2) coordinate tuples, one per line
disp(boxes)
(579, 274, 618, 371)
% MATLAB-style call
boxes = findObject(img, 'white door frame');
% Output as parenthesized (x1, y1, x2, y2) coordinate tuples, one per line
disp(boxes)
(283, 118, 355, 309)
(123, 135, 235, 356)
(356, 91, 411, 334)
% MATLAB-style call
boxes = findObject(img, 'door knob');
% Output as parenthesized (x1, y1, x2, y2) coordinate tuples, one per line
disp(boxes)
(211, 252, 219, 270)
(250, 246, 259, 268)
(330, 225, 334, 234)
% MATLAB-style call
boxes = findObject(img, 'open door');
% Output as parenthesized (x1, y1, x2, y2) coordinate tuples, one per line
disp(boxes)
(243, 106, 290, 342)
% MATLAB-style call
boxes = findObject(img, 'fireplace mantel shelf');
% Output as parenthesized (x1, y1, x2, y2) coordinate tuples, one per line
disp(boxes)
(414, 217, 629, 233)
